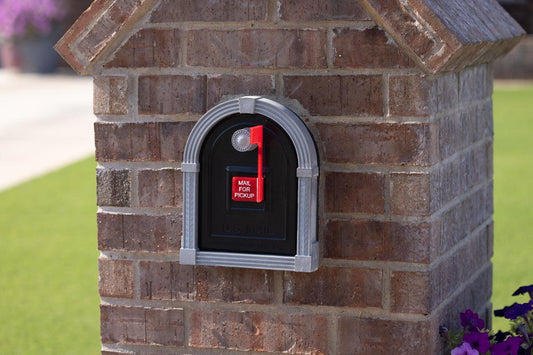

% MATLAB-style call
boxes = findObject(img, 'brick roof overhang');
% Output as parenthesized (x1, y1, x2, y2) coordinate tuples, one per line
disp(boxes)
(56, 0, 525, 75)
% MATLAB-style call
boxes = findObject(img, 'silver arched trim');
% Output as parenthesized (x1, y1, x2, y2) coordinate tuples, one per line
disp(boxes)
(180, 96, 319, 272)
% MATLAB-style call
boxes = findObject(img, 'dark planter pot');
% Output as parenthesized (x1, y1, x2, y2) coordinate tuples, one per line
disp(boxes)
(0, 29, 62, 73)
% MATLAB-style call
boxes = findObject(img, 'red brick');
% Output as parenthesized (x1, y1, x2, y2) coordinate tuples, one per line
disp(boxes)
(325, 172, 385, 215)
(97, 213, 181, 252)
(390, 271, 431, 314)
(138, 169, 182, 208)
(316, 122, 437, 166)
(94, 76, 128, 115)
(77, 0, 145, 62)
(101, 305, 184, 346)
(150, 0, 268, 22)
(54, 0, 110, 73)
(96, 168, 131, 207)
(388, 73, 458, 116)
(284, 75, 383, 116)
(206, 74, 274, 109)
(390, 172, 433, 216)
(283, 266, 382, 308)
(436, 265, 493, 332)
(324, 219, 434, 263)
(95, 122, 160, 161)
(187, 29, 327, 69)
(160, 121, 196, 162)
(138, 75, 206, 115)
(140, 262, 195, 301)
(459, 66, 492, 105)
(98, 259, 134, 298)
(362, 0, 441, 66)
(190, 309, 328, 353)
(333, 27, 414, 69)
(280, 0, 371, 21)
(195, 266, 274, 304)
(337, 316, 432, 354)
(139, 262, 274, 304)
(105, 28, 180, 68)
(447, 103, 493, 160)
(430, 232, 492, 310)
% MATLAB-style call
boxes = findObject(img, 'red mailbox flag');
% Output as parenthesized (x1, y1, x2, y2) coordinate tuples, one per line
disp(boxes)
(249, 125, 264, 203)
(231, 125, 264, 203)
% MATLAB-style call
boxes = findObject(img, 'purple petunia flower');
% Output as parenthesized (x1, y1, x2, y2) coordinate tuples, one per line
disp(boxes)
(464, 331, 491, 354)
(491, 336, 523, 355)
(451, 342, 480, 355)
(513, 284, 533, 298)
(494, 301, 533, 320)
(491, 330, 513, 343)
(460, 309, 485, 331)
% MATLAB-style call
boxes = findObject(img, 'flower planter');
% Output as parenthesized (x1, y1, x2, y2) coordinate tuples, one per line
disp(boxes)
(0, 29, 62, 73)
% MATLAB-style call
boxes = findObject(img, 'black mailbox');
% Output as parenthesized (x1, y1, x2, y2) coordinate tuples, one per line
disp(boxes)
(199, 114, 298, 256)
(180, 97, 319, 272)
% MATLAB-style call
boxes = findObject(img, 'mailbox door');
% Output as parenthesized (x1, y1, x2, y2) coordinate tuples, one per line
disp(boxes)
(199, 113, 297, 255)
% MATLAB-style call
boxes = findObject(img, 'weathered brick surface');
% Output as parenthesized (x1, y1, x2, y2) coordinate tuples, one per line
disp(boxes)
(54, 0, 110, 73)
(101, 305, 185, 346)
(363, 0, 442, 65)
(333, 27, 414, 69)
(187, 29, 327, 69)
(280, 0, 371, 21)
(284, 75, 383, 116)
(436, 264, 493, 333)
(138, 169, 182, 208)
(206, 74, 274, 109)
(150, 0, 268, 22)
(388, 73, 458, 116)
(138, 75, 206, 115)
(283, 266, 382, 308)
(94, 76, 128, 115)
(76, 0, 145, 63)
(189, 309, 328, 353)
(140, 262, 195, 301)
(391, 236, 492, 317)
(316, 122, 437, 166)
(101, 351, 134, 355)
(459, 65, 493, 105)
(139, 262, 274, 304)
(96, 169, 131, 207)
(98, 213, 181, 252)
(95, 120, 196, 162)
(431, 230, 492, 310)
(390, 271, 431, 314)
(105, 28, 180, 68)
(337, 316, 432, 354)
(390, 142, 492, 218)
(160, 121, 196, 162)
(95, 122, 160, 161)
(324, 219, 435, 263)
(195, 266, 274, 304)
(325, 172, 385, 215)
(98, 259, 134, 298)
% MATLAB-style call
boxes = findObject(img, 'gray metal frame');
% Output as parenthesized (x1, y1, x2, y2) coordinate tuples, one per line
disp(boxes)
(180, 96, 319, 272)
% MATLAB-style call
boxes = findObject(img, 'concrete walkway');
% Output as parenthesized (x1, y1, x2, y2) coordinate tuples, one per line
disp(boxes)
(0, 70, 94, 191)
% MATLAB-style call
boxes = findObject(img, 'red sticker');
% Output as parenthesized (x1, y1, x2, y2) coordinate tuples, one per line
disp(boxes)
(232, 176, 258, 202)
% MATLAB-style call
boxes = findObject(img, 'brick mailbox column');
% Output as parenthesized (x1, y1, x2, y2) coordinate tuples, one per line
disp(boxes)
(56, 0, 524, 353)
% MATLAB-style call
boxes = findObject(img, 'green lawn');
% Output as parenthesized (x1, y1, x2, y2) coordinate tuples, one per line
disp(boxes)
(0, 157, 100, 354)
(492, 82, 533, 330)
(0, 84, 530, 353)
